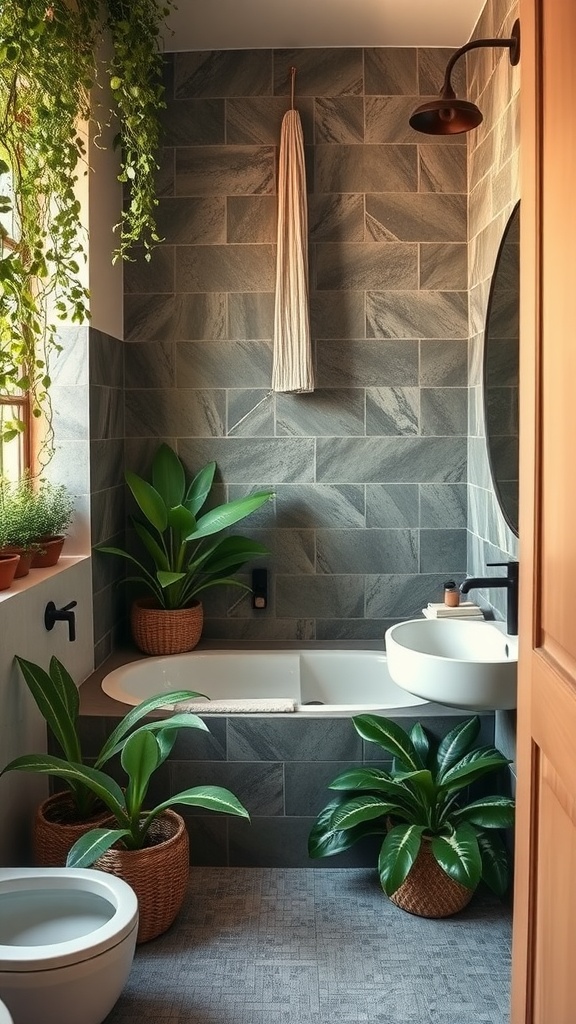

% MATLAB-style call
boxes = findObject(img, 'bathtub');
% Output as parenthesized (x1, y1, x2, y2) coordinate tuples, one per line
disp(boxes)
(101, 649, 427, 715)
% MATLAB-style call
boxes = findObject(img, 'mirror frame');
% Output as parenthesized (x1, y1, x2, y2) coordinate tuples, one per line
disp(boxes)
(483, 200, 520, 538)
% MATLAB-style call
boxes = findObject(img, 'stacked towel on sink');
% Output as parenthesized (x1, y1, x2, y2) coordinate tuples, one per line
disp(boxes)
(422, 601, 484, 620)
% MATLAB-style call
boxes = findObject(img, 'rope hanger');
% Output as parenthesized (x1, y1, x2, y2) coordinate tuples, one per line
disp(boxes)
(289, 66, 296, 109)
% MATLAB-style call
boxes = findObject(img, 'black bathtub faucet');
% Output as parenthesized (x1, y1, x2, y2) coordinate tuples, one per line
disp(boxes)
(459, 561, 519, 636)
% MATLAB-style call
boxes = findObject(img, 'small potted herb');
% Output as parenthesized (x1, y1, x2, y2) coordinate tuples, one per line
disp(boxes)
(0, 475, 39, 576)
(28, 478, 75, 567)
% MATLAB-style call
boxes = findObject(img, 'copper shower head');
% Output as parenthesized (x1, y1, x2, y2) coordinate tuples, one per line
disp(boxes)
(409, 19, 520, 136)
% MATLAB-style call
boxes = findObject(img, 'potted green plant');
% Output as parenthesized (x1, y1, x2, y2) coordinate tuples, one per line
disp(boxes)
(1, 654, 249, 943)
(0, 509, 19, 590)
(0, 475, 40, 577)
(28, 478, 75, 567)
(308, 714, 514, 918)
(97, 442, 274, 655)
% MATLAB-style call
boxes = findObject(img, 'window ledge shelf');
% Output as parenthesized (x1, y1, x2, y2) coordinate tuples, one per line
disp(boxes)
(0, 555, 91, 604)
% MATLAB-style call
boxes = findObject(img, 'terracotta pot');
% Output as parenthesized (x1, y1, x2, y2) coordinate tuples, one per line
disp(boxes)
(0, 546, 33, 578)
(33, 791, 113, 868)
(94, 810, 190, 943)
(0, 553, 20, 591)
(30, 534, 65, 568)
(388, 837, 475, 918)
(130, 597, 203, 656)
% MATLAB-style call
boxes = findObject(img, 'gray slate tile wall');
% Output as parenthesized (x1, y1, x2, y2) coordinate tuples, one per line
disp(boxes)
(123, 46, 470, 642)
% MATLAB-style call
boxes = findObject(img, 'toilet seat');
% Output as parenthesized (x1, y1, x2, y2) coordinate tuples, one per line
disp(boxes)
(0, 868, 138, 971)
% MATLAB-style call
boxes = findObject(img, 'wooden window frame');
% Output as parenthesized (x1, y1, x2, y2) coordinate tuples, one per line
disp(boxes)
(0, 232, 33, 477)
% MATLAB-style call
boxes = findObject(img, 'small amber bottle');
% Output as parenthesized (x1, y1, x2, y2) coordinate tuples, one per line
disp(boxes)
(444, 580, 460, 607)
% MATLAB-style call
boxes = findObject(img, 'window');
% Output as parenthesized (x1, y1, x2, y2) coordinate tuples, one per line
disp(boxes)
(0, 160, 31, 480)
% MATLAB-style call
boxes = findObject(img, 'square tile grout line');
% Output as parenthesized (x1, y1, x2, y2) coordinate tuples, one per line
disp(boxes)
(105, 867, 512, 1024)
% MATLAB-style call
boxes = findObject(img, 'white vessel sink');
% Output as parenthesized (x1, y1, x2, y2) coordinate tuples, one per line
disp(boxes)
(385, 618, 517, 711)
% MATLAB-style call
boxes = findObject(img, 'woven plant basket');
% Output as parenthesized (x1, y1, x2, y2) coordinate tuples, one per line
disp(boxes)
(33, 792, 112, 868)
(131, 597, 203, 656)
(94, 810, 189, 944)
(389, 838, 475, 918)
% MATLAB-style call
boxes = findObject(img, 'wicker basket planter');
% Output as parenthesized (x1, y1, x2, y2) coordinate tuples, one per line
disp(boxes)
(33, 792, 113, 868)
(94, 809, 190, 944)
(388, 838, 475, 918)
(130, 597, 203, 656)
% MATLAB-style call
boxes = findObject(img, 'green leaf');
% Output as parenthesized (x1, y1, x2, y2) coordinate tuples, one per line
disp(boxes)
(393, 769, 436, 808)
(476, 830, 510, 896)
(157, 570, 186, 588)
(329, 795, 398, 830)
(66, 828, 131, 868)
(96, 690, 208, 766)
(132, 519, 169, 571)
(184, 462, 216, 516)
(14, 656, 81, 763)
(308, 799, 385, 859)
(0, 755, 127, 823)
(152, 443, 186, 508)
(378, 824, 425, 896)
(410, 722, 430, 767)
(121, 730, 161, 815)
(327, 767, 422, 815)
(191, 536, 269, 576)
(352, 715, 422, 771)
(431, 824, 482, 890)
(452, 796, 515, 829)
(48, 656, 80, 723)
(439, 751, 511, 792)
(125, 471, 167, 533)
(436, 717, 481, 778)
(168, 503, 197, 537)
(190, 492, 273, 540)
(143, 786, 250, 832)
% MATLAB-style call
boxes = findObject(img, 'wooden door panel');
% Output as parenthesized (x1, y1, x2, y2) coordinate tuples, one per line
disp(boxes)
(512, 0, 576, 1021)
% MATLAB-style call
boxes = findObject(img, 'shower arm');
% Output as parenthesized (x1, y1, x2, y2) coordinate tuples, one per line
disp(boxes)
(439, 34, 520, 101)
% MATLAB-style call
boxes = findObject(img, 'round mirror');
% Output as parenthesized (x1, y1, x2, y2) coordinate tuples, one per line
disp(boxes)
(483, 202, 520, 537)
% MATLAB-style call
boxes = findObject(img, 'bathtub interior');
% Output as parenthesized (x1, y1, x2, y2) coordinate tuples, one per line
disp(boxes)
(101, 650, 427, 713)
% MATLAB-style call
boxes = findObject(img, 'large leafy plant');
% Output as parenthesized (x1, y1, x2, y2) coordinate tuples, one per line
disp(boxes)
(309, 715, 514, 900)
(2, 654, 211, 819)
(0, 0, 174, 447)
(97, 442, 274, 610)
(1, 654, 249, 864)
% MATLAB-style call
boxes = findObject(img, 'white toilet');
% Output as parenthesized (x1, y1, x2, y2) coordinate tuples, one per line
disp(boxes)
(0, 867, 138, 1024)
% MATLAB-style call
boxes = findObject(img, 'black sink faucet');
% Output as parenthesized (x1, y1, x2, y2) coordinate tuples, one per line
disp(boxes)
(459, 561, 519, 635)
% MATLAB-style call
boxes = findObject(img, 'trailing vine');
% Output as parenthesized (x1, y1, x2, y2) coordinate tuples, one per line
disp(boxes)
(0, 0, 174, 452)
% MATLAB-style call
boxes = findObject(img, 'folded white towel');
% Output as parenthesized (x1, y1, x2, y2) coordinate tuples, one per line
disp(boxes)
(422, 607, 484, 620)
(175, 698, 296, 714)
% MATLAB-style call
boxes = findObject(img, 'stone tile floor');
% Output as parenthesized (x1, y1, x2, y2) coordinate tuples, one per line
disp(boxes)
(105, 868, 512, 1024)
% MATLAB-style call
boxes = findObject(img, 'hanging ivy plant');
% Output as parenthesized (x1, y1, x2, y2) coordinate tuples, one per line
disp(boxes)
(0, 0, 174, 450)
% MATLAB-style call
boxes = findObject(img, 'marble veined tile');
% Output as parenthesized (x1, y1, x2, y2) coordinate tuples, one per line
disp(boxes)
(176, 244, 276, 293)
(366, 96, 464, 147)
(273, 48, 363, 97)
(316, 436, 467, 483)
(178, 437, 315, 484)
(160, 98, 225, 146)
(228, 292, 274, 340)
(276, 389, 365, 438)
(419, 146, 467, 194)
(315, 242, 417, 291)
(365, 483, 419, 528)
(365, 193, 466, 242)
(227, 389, 274, 437)
(366, 291, 468, 339)
(314, 97, 364, 144)
(316, 528, 418, 574)
(175, 146, 275, 197)
(155, 197, 226, 245)
(316, 340, 418, 388)
(315, 144, 417, 194)
(419, 482, 467, 529)
(226, 96, 314, 145)
(176, 340, 272, 389)
(364, 47, 418, 95)
(419, 339, 468, 386)
(365, 386, 419, 435)
(276, 574, 365, 620)
(124, 388, 226, 439)
(273, 483, 365, 529)
(175, 50, 273, 99)
(308, 194, 364, 243)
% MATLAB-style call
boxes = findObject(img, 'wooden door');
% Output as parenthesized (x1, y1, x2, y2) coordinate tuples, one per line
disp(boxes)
(511, 1, 576, 1021)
